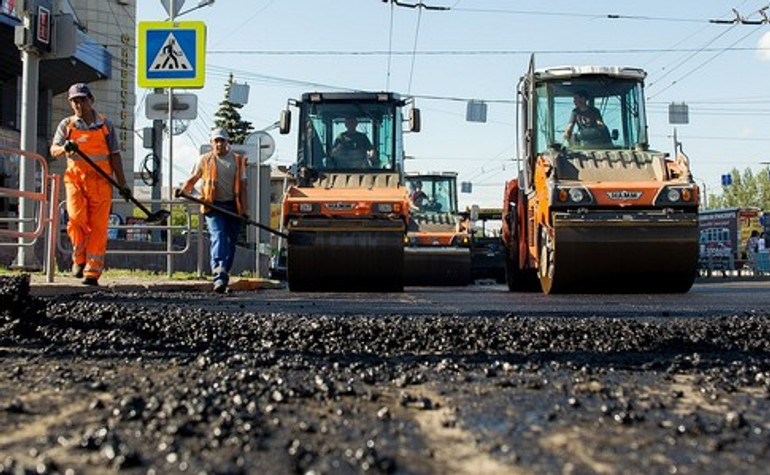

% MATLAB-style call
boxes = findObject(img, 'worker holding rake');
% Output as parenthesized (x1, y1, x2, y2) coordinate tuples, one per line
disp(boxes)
(50, 83, 131, 286)
(177, 128, 248, 294)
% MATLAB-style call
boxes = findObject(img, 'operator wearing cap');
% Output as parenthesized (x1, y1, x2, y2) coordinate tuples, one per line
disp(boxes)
(177, 128, 248, 293)
(50, 82, 130, 286)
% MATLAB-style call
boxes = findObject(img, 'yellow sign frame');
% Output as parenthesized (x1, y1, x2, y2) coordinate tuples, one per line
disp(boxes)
(137, 21, 206, 88)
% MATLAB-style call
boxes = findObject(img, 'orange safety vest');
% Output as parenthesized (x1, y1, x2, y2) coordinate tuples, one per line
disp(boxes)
(200, 151, 246, 214)
(65, 114, 112, 175)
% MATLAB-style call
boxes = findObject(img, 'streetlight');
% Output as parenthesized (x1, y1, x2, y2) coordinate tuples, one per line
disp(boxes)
(164, 0, 215, 20)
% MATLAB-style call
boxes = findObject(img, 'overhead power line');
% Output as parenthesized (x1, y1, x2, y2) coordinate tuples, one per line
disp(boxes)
(710, 7, 769, 24)
(449, 7, 708, 23)
(385, 0, 450, 11)
(206, 47, 770, 56)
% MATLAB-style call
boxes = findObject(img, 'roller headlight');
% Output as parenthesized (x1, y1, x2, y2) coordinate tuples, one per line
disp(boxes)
(569, 188, 585, 202)
(654, 186, 697, 206)
(554, 186, 592, 205)
(667, 189, 681, 202)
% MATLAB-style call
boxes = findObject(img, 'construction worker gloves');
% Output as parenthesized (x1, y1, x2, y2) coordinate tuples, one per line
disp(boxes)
(119, 186, 132, 202)
(63, 140, 79, 153)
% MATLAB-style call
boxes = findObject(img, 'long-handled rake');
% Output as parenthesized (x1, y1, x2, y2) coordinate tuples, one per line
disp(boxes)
(176, 189, 288, 239)
(68, 143, 170, 224)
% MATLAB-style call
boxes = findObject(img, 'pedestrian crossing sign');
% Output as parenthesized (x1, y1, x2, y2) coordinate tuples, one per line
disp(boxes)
(138, 21, 206, 88)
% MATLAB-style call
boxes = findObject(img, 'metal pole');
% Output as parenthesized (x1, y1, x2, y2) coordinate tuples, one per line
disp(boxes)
(151, 89, 164, 243)
(15, 46, 40, 269)
(45, 174, 61, 283)
(255, 135, 261, 278)
(167, 0, 176, 278)
(196, 208, 204, 277)
(672, 127, 678, 156)
(167, 87, 175, 277)
(277, 172, 287, 253)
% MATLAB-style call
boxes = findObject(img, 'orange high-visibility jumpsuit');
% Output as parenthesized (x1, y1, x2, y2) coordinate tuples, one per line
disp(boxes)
(64, 116, 115, 280)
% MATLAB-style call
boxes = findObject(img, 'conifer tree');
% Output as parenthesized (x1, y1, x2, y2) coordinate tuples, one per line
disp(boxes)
(212, 73, 254, 144)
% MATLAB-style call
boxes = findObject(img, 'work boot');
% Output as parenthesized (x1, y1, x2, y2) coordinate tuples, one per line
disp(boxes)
(213, 280, 227, 294)
(82, 277, 99, 286)
(72, 262, 84, 279)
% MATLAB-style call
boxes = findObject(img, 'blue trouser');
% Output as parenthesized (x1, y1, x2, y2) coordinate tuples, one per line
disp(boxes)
(204, 201, 241, 285)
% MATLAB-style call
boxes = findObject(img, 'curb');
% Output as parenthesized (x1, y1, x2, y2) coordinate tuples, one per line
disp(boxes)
(26, 275, 284, 297)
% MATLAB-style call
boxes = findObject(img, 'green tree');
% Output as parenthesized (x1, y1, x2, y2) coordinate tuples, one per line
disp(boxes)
(212, 73, 253, 144)
(709, 166, 770, 210)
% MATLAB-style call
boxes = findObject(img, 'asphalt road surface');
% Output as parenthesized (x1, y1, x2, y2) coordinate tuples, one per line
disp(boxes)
(109, 279, 770, 319)
(2, 276, 770, 474)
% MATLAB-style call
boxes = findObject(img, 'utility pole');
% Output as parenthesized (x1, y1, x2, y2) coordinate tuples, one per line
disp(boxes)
(152, 88, 164, 243)
(165, 0, 178, 278)
(13, 0, 52, 270)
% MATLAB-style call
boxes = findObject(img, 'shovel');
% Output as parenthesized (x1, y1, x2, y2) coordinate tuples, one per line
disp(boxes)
(67, 143, 171, 224)
(176, 189, 288, 239)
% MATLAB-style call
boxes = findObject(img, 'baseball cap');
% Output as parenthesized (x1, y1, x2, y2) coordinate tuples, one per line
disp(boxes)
(68, 83, 92, 101)
(210, 128, 229, 141)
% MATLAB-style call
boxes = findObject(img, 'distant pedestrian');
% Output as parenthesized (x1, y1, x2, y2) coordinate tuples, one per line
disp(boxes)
(50, 82, 131, 286)
(177, 128, 248, 293)
(747, 230, 760, 254)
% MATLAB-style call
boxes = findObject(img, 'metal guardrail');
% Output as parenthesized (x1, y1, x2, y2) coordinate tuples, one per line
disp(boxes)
(55, 199, 196, 255)
(0, 148, 61, 282)
(56, 199, 206, 277)
(1, 146, 207, 281)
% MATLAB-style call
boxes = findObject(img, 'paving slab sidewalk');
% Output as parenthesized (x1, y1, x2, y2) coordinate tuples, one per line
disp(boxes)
(25, 273, 283, 297)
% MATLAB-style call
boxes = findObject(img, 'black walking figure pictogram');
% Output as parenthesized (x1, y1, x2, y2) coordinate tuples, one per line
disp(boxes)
(157, 38, 186, 70)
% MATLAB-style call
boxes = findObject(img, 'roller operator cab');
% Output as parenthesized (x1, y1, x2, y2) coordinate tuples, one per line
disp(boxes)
(404, 172, 472, 286)
(502, 59, 700, 294)
(279, 92, 420, 291)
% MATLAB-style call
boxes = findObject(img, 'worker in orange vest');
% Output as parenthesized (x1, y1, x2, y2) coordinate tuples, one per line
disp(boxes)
(50, 83, 131, 286)
(178, 128, 248, 293)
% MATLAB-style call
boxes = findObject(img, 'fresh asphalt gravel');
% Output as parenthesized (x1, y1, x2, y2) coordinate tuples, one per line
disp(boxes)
(2, 274, 770, 474)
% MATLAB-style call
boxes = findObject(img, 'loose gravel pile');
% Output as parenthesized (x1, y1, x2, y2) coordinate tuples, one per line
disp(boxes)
(1, 275, 770, 474)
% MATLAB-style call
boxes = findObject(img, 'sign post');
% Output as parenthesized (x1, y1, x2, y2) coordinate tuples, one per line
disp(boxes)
(138, 12, 206, 276)
(245, 131, 275, 277)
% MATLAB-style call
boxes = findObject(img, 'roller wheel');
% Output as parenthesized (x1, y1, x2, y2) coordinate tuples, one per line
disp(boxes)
(505, 248, 518, 291)
(538, 226, 556, 294)
(505, 243, 540, 292)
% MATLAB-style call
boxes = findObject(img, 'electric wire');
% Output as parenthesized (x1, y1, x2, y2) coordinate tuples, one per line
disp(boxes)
(386, 0, 395, 90)
(123, 3, 770, 200)
(406, 3, 424, 94)
(649, 24, 764, 98)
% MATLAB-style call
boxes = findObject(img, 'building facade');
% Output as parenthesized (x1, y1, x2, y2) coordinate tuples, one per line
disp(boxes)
(1, 0, 135, 209)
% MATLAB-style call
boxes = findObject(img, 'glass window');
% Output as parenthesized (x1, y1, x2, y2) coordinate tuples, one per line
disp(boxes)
(301, 102, 397, 172)
(533, 76, 648, 152)
(405, 175, 458, 214)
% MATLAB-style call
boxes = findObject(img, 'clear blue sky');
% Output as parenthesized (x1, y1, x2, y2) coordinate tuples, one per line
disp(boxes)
(135, 0, 770, 209)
